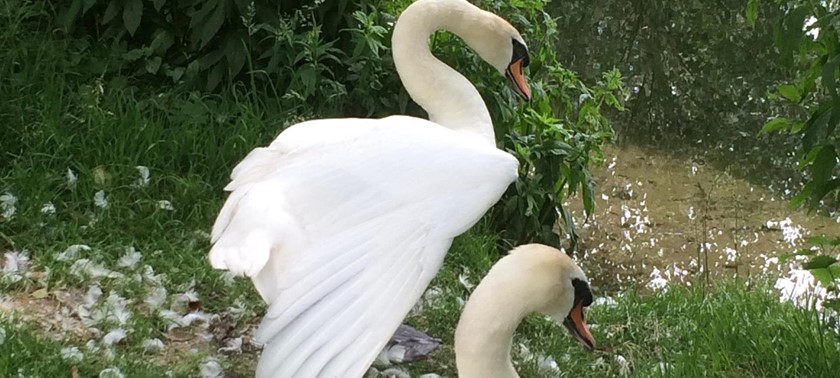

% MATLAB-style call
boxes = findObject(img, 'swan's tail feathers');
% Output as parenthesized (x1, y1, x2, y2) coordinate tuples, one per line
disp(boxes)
(209, 183, 296, 281)
(208, 229, 273, 277)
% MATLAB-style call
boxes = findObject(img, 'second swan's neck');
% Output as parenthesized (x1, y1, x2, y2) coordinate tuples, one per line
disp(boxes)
(392, 0, 496, 145)
(454, 273, 528, 378)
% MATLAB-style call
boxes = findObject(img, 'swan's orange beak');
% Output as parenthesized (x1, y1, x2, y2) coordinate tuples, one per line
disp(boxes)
(562, 302, 596, 351)
(505, 58, 531, 101)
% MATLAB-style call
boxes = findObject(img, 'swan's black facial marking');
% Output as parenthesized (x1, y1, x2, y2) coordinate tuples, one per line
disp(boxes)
(571, 278, 593, 308)
(505, 39, 532, 100)
(562, 278, 596, 351)
(510, 39, 530, 67)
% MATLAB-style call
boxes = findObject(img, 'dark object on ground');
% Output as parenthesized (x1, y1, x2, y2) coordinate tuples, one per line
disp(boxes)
(377, 324, 442, 365)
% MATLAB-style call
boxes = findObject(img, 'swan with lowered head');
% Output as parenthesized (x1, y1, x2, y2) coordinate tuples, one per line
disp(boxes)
(208, 0, 532, 376)
(455, 244, 596, 378)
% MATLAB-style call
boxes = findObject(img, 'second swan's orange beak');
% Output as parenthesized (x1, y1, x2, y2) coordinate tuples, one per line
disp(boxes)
(505, 58, 531, 101)
(562, 302, 596, 351)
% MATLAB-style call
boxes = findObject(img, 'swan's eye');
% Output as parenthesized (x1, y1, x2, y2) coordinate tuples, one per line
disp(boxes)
(571, 278, 593, 307)
(511, 39, 530, 68)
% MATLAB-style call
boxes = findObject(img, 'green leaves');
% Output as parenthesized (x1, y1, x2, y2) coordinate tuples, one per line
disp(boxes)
(153, 0, 166, 12)
(58, 0, 82, 30)
(760, 117, 790, 134)
(145, 56, 162, 74)
(779, 248, 815, 263)
(776, 84, 801, 103)
(791, 235, 840, 287)
(193, 0, 226, 49)
(806, 235, 840, 246)
(764, 2, 840, 211)
(809, 264, 840, 286)
(774, 6, 810, 67)
(746, 0, 759, 28)
(802, 255, 838, 270)
(123, 0, 143, 36)
(55, 0, 376, 96)
(809, 145, 837, 186)
(102, 1, 120, 24)
(790, 144, 838, 208)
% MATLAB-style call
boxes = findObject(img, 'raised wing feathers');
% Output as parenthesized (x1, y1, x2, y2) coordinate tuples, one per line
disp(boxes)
(209, 116, 518, 377)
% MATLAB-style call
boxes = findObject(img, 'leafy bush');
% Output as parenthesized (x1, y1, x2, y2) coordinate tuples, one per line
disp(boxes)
(758, 0, 840, 210)
(494, 66, 624, 248)
(755, 0, 840, 310)
(58, 0, 398, 116)
(478, 0, 627, 247)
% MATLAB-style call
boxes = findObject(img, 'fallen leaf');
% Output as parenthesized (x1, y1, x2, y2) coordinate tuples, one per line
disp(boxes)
(209, 312, 236, 341)
(31, 288, 49, 299)
(92, 166, 111, 185)
(26, 271, 47, 280)
(165, 329, 193, 342)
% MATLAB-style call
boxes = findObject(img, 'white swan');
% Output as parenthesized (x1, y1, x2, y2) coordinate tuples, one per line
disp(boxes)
(455, 244, 596, 378)
(208, 0, 531, 376)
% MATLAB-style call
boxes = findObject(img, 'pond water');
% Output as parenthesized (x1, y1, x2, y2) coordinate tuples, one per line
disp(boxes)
(565, 144, 839, 307)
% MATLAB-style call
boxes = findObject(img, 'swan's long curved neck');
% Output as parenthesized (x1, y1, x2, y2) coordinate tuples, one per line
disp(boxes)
(454, 273, 532, 378)
(392, 0, 496, 145)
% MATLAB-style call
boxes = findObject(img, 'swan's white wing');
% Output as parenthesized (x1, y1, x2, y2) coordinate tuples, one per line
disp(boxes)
(209, 116, 518, 378)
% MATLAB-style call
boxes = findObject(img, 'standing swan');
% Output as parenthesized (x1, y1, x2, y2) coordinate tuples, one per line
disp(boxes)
(455, 244, 596, 378)
(208, 0, 531, 376)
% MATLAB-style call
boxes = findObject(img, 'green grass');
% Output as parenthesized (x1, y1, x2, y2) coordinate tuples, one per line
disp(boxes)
(0, 0, 278, 306)
(2, 2, 839, 377)
(583, 283, 840, 377)
(5, 255, 839, 378)
(0, 317, 211, 377)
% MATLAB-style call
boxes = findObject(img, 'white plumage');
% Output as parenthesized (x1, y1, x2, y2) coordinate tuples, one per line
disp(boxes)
(210, 117, 517, 377)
